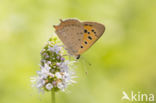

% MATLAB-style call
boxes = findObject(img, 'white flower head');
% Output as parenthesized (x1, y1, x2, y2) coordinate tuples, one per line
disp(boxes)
(37, 63, 51, 79)
(30, 76, 45, 93)
(59, 61, 69, 72)
(47, 61, 51, 65)
(48, 44, 61, 54)
(46, 83, 53, 90)
(31, 37, 77, 93)
(57, 82, 64, 90)
(55, 72, 62, 79)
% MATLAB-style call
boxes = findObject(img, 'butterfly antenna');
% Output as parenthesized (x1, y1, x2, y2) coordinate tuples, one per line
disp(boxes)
(81, 56, 92, 66)
(79, 56, 92, 76)
(53, 25, 57, 29)
(59, 19, 63, 23)
(78, 59, 88, 77)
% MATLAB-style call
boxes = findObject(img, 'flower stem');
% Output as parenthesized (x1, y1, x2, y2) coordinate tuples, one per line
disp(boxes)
(51, 89, 55, 103)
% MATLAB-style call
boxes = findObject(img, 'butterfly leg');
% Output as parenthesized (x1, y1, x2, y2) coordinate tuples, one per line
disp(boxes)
(76, 55, 80, 59)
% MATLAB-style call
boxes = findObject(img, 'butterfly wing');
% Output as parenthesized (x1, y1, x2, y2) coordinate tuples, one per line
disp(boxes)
(77, 22, 105, 55)
(54, 19, 84, 56)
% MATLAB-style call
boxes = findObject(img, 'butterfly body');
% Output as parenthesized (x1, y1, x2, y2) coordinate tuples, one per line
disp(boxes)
(54, 19, 105, 59)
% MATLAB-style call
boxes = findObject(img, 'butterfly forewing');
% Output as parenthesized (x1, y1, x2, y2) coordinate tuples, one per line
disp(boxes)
(54, 19, 84, 55)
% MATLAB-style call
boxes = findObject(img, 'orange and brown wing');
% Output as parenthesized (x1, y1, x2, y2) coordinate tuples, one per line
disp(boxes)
(77, 22, 105, 55)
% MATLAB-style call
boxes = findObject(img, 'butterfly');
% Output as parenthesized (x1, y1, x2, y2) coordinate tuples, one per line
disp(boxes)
(53, 19, 105, 59)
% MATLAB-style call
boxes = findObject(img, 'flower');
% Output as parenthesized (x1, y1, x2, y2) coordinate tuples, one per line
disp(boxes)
(57, 82, 64, 90)
(48, 45, 61, 54)
(31, 37, 77, 93)
(46, 83, 53, 90)
(55, 72, 62, 79)
(37, 63, 52, 79)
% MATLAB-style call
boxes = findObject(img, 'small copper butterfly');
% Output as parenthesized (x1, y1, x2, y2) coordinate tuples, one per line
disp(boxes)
(53, 19, 105, 59)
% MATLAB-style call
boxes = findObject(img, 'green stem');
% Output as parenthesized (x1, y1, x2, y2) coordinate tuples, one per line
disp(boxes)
(51, 89, 55, 103)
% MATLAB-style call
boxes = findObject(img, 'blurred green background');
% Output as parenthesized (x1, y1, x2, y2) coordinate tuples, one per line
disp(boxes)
(0, 0, 156, 103)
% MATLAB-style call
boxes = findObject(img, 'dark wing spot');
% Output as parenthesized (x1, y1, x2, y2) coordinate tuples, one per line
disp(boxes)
(81, 46, 83, 48)
(91, 29, 94, 32)
(84, 29, 87, 33)
(88, 32, 90, 34)
(84, 24, 88, 26)
(94, 32, 96, 34)
(88, 36, 92, 40)
(84, 41, 88, 44)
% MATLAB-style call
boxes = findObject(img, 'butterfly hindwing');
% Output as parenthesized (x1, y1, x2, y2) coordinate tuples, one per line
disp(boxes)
(82, 22, 105, 38)
(77, 22, 105, 55)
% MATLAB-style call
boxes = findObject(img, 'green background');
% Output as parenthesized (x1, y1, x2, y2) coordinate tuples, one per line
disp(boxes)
(0, 0, 156, 103)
